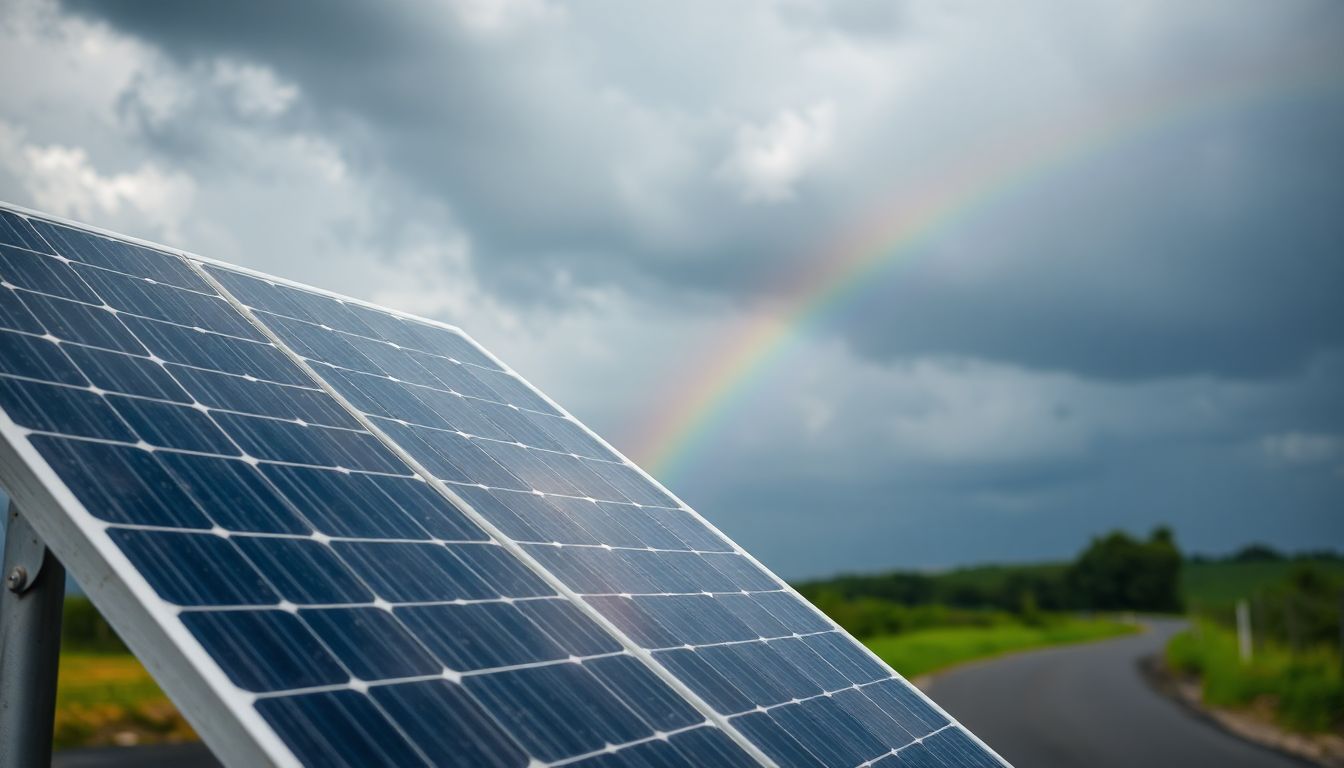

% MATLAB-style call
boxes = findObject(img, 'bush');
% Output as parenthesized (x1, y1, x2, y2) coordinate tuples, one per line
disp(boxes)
(1167, 620, 1343, 733)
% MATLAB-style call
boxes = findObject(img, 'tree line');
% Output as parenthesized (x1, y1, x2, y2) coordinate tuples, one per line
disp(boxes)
(796, 527, 1184, 615)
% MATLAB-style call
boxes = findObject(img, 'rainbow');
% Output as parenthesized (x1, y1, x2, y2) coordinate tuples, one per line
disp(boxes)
(629, 54, 1343, 481)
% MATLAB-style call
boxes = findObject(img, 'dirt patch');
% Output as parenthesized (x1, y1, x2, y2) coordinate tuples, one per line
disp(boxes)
(1141, 654, 1344, 767)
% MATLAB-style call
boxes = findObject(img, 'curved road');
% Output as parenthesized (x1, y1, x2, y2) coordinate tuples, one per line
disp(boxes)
(925, 618, 1303, 768)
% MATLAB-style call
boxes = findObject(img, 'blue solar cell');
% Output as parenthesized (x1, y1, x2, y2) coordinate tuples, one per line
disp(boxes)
(363, 474, 486, 541)
(881, 742, 938, 768)
(214, 412, 406, 473)
(119, 314, 312, 386)
(29, 218, 209, 291)
(106, 395, 241, 455)
(752, 592, 834, 634)
(0, 331, 85, 385)
(801, 632, 890, 686)
(584, 596, 678, 648)
(767, 637, 852, 692)
(652, 649, 754, 715)
(666, 726, 760, 768)
(526, 545, 619, 593)
(0, 244, 99, 302)
(451, 543, 553, 597)
(419, 431, 530, 489)
(717, 595, 791, 640)
(772, 697, 888, 767)
(300, 607, 441, 680)
(402, 321, 501, 371)
(733, 712, 829, 768)
(925, 727, 1000, 767)
(332, 541, 497, 602)
(158, 452, 311, 534)
(584, 654, 704, 732)
(204, 266, 311, 320)
(62, 345, 191, 401)
(368, 680, 529, 768)
(516, 599, 623, 657)
(30, 436, 211, 528)
(862, 679, 948, 736)
(732, 641, 823, 700)
(634, 595, 758, 646)
(526, 412, 622, 462)
(169, 364, 361, 429)
(346, 337, 444, 388)
(545, 496, 646, 548)
(254, 690, 426, 768)
(109, 529, 277, 606)
(19, 292, 146, 354)
(463, 662, 652, 763)
(257, 311, 382, 371)
(0, 287, 43, 333)
(73, 264, 266, 341)
(698, 644, 792, 707)
(0, 377, 135, 441)
(397, 602, 568, 671)
(230, 536, 374, 605)
(470, 399, 562, 449)
(260, 465, 429, 539)
(182, 610, 347, 692)
(464, 365, 560, 415)
(412, 354, 502, 399)
(703, 553, 778, 591)
(584, 461, 679, 508)
(830, 687, 917, 752)
(0, 210, 52, 252)
(320, 366, 452, 428)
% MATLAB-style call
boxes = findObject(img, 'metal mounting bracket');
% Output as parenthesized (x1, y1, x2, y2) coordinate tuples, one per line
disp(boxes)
(0, 500, 66, 768)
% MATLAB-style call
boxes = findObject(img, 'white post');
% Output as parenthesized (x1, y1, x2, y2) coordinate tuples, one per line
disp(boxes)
(1236, 599, 1253, 664)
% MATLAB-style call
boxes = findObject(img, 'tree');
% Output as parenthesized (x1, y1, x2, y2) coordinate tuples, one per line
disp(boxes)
(1067, 527, 1182, 612)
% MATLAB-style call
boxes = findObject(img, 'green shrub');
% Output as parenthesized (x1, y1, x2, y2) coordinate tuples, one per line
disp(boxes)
(1166, 620, 1343, 733)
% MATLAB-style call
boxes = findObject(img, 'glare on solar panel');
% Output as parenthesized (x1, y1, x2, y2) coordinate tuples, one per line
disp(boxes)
(0, 201, 1009, 768)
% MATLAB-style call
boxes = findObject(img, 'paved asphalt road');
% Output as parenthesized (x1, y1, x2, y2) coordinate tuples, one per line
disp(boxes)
(54, 619, 1297, 767)
(925, 617, 1304, 768)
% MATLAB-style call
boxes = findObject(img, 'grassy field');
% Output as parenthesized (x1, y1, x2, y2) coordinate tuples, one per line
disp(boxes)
(1181, 559, 1344, 608)
(864, 617, 1139, 678)
(54, 654, 194, 749)
(1167, 619, 1343, 733)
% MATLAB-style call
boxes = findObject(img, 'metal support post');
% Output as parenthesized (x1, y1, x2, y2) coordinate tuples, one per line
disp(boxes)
(0, 502, 65, 768)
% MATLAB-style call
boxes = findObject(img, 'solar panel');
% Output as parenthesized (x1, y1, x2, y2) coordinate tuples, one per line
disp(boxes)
(0, 201, 1009, 768)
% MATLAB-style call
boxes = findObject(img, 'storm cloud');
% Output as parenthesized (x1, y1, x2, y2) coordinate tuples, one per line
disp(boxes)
(2, 0, 1341, 576)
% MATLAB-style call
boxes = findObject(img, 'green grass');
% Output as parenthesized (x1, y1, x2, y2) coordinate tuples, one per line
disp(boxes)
(864, 617, 1139, 678)
(1182, 559, 1344, 608)
(53, 653, 194, 750)
(1167, 620, 1343, 733)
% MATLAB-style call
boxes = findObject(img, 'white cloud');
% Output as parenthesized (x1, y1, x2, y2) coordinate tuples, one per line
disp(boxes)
(718, 102, 836, 202)
(212, 60, 298, 119)
(0, 123, 194, 239)
(1261, 432, 1342, 464)
(452, 0, 561, 34)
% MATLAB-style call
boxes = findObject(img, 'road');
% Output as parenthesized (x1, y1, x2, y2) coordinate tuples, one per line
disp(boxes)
(925, 618, 1303, 768)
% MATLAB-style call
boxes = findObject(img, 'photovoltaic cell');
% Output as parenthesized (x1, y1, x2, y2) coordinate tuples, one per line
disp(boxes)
(0, 203, 1006, 768)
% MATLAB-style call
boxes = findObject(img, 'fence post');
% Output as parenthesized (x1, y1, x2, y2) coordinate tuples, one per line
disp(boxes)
(1236, 598, 1252, 664)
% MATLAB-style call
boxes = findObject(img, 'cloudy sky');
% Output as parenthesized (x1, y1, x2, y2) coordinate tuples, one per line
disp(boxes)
(2, 0, 1341, 578)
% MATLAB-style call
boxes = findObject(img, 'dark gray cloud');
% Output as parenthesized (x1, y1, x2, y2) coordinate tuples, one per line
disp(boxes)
(59, 0, 1344, 382)
(4, 0, 1341, 575)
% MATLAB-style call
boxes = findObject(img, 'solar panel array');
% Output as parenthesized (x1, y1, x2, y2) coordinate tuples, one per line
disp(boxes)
(0, 202, 1008, 768)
